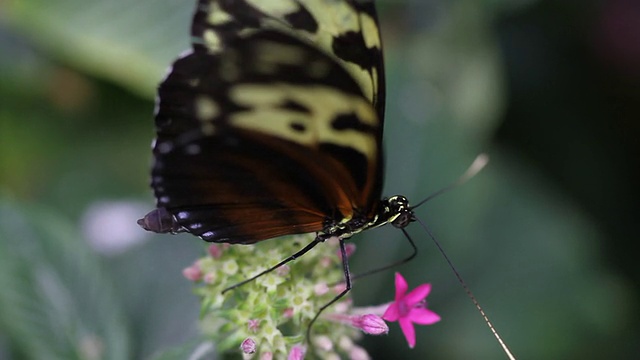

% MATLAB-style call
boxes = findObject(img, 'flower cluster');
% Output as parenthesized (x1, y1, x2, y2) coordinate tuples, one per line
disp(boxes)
(184, 235, 384, 359)
(183, 234, 441, 358)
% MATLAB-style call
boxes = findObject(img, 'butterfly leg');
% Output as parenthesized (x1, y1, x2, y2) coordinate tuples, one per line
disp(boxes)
(306, 237, 353, 341)
(221, 235, 325, 294)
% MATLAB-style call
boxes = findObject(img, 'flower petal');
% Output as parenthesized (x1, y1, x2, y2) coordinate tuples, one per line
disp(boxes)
(398, 317, 416, 348)
(409, 308, 441, 325)
(403, 283, 432, 306)
(382, 302, 400, 321)
(394, 272, 408, 301)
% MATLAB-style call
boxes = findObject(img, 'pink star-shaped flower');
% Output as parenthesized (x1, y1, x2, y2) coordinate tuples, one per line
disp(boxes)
(382, 272, 441, 348)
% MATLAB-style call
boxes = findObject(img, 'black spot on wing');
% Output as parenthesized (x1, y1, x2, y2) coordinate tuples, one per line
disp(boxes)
(331, 31, 378, 71)
(290, 122, 306, 132)
(280, 99, 311, 113)
(238, 31, 365, 96)
(332, 113, 377, 133)
(284, 6, 318, 33)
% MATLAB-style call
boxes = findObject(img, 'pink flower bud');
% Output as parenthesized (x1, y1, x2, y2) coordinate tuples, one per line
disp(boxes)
(287, 345, 306, 360)
(240, 338, 257, 354)
(182, 263, 201, 281)
(313, 335, 333, 351)
(203, 272, 215, 284)
(314, 282, 329, 296)
(349, 345, 371, 360)
(354, 314, 388, 335)
(260, 352, 273, 360)
(320, 256, 332, 268)
(332, 282, 347, 294)
(208, 244, 223, 258)
(276, 264, 290, 276)
(247, 319, 260, 333)
(282, 307, 294, 319)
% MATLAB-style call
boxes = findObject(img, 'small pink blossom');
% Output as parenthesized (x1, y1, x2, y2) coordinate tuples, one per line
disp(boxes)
(282, 307, 294, 319)
(240, 338, 257, 354)
(260, 352, 273, 360)
(332, 282, 347, 294)
(332, 298, 351, 313)
(382, 273, 441, 348)
(287, 345, 306, 360)
(203, 272, 215, 284)
(313, 335, 333, 351)
(276, 264, 290, 276)
(319, 256, 332, 268)
(314, 282, 329, 295)
(247, 319, 260, 333)
(349, 345, 371, 360)
(182, 263, 202, 281)
(208, 244, 223, 258)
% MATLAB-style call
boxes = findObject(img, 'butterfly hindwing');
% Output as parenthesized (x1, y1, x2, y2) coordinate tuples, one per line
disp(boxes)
(152, 30, 383, 243)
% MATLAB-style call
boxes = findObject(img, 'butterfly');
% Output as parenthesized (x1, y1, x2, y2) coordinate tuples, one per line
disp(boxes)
(138, 0, 415, 284)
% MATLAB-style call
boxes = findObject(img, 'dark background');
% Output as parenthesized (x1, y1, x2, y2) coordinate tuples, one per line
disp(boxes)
(1, 0, 638, 359)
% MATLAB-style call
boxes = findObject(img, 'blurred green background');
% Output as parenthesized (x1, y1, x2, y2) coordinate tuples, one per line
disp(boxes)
(1, 0, 638, 359)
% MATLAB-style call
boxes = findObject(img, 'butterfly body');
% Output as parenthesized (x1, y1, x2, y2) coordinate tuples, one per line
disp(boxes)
(139, 195, 414, 243)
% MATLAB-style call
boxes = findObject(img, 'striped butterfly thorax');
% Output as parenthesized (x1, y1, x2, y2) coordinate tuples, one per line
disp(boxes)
(139, 0, 413, 258)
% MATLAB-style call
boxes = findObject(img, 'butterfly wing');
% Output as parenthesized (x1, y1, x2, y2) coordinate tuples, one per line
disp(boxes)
(151, 29, 383, 244)
(147, 0, 386, 244)
(192, 0, 385, 120)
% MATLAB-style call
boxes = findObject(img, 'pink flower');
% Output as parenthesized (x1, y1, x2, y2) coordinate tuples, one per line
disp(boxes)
(382, 273, 441, 348)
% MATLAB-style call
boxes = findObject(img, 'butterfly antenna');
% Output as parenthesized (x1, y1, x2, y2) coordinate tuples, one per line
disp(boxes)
(412, 153, 489, 209)
(415, 216, 517, 360)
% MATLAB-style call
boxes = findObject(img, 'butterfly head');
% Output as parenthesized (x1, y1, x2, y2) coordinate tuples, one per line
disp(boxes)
(384, 195, 414, 229)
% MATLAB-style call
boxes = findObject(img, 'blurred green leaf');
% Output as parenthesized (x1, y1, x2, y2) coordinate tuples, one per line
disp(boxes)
(0, 196, 131, 359)
(4, 0, 192, 98)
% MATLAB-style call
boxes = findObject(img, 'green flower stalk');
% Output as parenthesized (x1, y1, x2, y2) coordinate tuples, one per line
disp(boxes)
(183, 234, 387, 359)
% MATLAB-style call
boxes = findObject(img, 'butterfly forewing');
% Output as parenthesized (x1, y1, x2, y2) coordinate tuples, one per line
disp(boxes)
(192, 0, 385, 120)
(152, 30, 383, 243)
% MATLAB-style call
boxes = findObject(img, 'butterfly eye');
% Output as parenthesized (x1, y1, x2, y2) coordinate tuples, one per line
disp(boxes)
(391, 212, 414, 229)
(387, 195, 414, 228)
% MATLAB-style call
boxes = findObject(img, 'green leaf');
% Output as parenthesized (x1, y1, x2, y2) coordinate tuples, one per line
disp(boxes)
(3, 0, 192, 98)
(0, 196, 131, 360)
